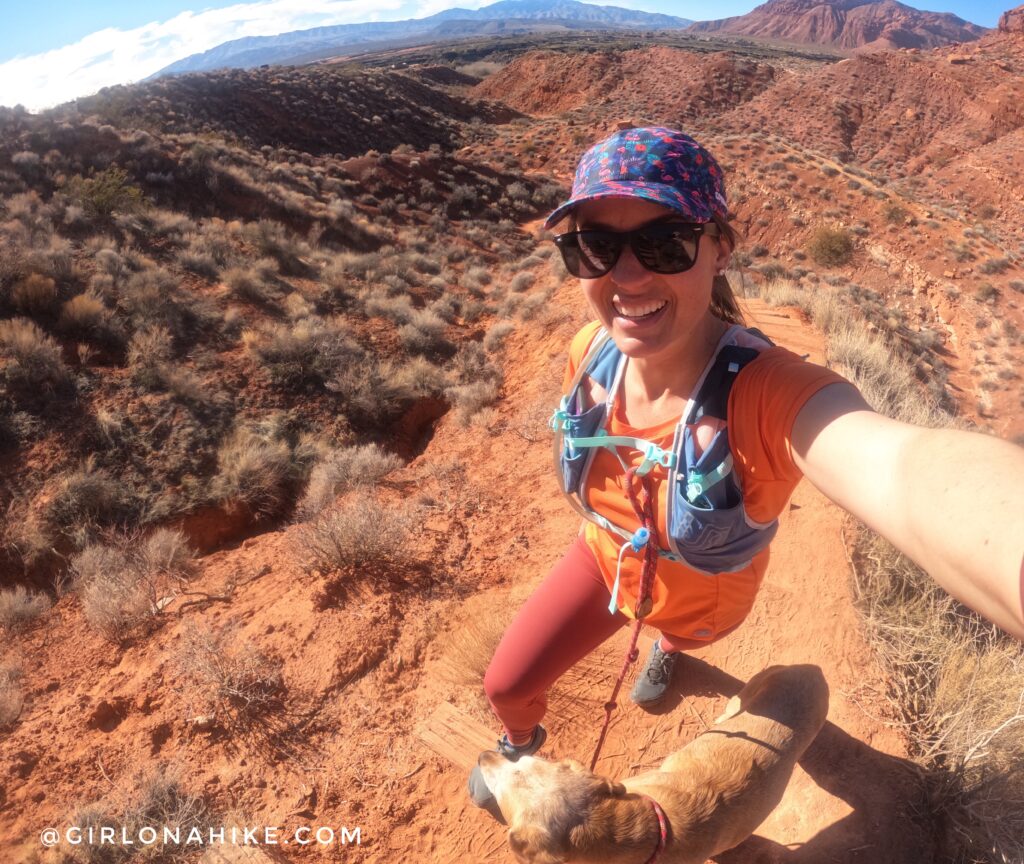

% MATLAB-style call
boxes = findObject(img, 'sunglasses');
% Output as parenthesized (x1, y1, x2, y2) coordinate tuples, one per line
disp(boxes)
(553, 222, 719, 279)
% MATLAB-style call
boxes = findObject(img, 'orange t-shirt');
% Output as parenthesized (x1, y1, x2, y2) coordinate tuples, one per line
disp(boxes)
(561, 320, 849, 641)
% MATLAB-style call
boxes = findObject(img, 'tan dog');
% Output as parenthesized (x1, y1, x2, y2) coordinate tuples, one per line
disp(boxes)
(476, 664, 829, 863)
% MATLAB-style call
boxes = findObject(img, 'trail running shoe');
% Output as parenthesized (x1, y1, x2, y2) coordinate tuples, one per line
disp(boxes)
(630, 641, 680, 707)
(467, 724, 547, 819)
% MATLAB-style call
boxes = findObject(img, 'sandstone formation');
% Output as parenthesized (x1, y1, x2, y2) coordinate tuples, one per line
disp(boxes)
(687, 0, 988, 50)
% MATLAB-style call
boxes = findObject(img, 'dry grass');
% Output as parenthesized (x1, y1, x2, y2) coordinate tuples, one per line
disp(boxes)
(851, 532, 1024, 863)
(71, 529, 195, 643)
(0, 585, 52, 633)
(0, 663, 24, 728)
(299, 496, 420, 577)
(210, 425, 301, 518)
(24, 458, 135, 561)
(0, 316, 73, 393)
(295, 443, 403, 520)
(61, 765, 210, 864)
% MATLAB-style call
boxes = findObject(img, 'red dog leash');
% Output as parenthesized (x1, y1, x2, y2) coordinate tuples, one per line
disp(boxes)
(589, 468, 668, 862)
(589, 466, 659, 772)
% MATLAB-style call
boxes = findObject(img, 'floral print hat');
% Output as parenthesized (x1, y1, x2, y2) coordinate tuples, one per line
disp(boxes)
(544, 126, 729, 229)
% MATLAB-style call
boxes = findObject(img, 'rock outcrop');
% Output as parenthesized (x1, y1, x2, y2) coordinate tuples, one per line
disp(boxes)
(687, 0, 989, 50)
(999, 4, 1024, 34)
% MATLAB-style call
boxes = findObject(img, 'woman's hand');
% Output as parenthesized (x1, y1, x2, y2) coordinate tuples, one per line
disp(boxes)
(790, 382, 1024, 640)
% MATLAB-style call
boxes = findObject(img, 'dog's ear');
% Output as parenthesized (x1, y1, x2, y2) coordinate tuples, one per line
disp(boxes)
(508, 825, 567, 864)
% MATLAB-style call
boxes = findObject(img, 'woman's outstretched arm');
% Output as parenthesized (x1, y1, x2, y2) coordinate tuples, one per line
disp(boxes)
(791, 382, 1024, 640)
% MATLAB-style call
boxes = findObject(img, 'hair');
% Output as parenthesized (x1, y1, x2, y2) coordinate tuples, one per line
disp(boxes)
(563, 209, 747, 326)
(709, 213, 745, 326)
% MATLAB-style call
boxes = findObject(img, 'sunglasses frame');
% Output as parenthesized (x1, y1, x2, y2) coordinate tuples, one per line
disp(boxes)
(553, 221, 720, 279)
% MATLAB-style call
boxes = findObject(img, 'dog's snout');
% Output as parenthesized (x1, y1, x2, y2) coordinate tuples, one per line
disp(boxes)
(479, 750, 502, 767)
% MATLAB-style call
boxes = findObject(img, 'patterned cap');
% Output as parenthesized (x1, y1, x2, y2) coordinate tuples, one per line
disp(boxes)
(544, 126, 728, 229)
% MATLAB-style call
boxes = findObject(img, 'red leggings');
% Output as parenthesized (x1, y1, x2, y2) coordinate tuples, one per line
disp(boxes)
(484, 533, 727, 745)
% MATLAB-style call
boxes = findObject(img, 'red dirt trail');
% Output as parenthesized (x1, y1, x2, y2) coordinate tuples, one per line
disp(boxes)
(2, 278, 931, 863)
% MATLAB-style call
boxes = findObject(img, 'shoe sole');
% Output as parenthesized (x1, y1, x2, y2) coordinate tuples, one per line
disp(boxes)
(631, 693, 667, 708)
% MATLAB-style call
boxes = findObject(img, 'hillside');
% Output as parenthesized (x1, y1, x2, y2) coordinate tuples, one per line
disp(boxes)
(687, 0, 988, 50)
(1, 22, 1023, 864)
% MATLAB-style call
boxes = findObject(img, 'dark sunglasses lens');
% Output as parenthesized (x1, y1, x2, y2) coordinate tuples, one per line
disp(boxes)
(633, 225, 700, 273)
(570, 231, 620, 277)
(557, 232, 618, 276)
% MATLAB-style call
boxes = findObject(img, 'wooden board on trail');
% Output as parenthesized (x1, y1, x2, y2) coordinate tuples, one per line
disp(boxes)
(417, 701, 497, 770)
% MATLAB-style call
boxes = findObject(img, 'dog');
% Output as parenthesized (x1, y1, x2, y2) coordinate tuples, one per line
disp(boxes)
(476, 663, 829, 863)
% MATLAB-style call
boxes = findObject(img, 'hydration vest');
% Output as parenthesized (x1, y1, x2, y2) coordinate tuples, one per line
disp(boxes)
(550, 324, 779, 579)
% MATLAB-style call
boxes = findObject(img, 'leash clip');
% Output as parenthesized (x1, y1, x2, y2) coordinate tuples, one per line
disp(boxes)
(629, 527, 649, 553)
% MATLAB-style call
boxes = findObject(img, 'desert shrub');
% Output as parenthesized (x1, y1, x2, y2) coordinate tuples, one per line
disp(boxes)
(807, 226, 854, 266)
(300, 496, 420, 574)
(510, 272, 535, 293)
(325, 353, 426, 427)
(283, 291, 313, 320)
(59, 291, 125, 348)
(462, 266, 491, 292)
(447, 379, 501, 426)
(243, 316, 359, 393)
(484, 321, 515, 352)
(63, 765, 210, 864)
(852, 528, 1023, 864)
(978, 258, 1010, 275)
(179, 624, 285, 732)
(0, 665, 23, 728)
(430, 294, 460, 322)
(10, 273, 58, 316)
(11, 150, 40, 173)
(974, 284, 1000, 303)
(73, 543, 158, 642)
(64, 167, 144, 218)
(40, 459, 135, 552)
(119, 267, 202, 342)
(296, 443, 403, 520)
(223, 260, 278, 304)
(364, 292, 414, 324)
(243, 219, 309, 276)
(399, 309, 450, 355)
(0, 317, 73, 394)
(210, 425, 301, 518)
(516, 293, 548, 321)
(0, 585, 52, 632)
(142, 528, 197, 580)
(884, 204, 909, 225)
(71, 528, 195, 643)
(127, 324, 174, 389)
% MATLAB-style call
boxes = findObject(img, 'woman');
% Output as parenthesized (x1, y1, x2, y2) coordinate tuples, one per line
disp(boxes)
(468, 126, 1024, 811)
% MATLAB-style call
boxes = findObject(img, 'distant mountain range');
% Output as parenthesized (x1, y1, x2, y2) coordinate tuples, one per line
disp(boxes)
(152, 0, 989, 80)
(687, 0, 988, 50)
(152, 0, 693, 78)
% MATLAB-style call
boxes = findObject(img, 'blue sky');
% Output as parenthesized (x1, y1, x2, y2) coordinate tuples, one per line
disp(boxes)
(0, 0, 1006, 111)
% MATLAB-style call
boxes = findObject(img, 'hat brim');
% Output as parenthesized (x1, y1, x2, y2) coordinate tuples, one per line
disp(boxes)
(543, 182, 715, 231)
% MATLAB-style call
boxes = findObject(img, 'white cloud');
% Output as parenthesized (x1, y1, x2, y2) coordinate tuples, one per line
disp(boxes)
(0, 0, 488, 112)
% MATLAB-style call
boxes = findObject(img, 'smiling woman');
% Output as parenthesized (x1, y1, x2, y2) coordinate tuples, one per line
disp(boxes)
(467, 124, 1024, 816)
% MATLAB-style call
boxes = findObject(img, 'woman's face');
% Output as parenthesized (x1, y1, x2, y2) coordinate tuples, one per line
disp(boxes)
(573, 197, 730, 363)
